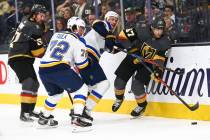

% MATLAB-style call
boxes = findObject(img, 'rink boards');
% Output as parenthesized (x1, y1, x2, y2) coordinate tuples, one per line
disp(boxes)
(1, 45, 210, 121)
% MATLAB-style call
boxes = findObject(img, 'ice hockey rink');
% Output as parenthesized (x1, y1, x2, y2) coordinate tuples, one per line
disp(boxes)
(0, 104, 210, 140)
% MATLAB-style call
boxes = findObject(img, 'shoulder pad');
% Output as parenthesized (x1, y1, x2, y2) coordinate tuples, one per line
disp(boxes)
(92, 20, 109, 38)
(59, 31, 79, 39)
(122, 28, 138, 42)
(92, 19, 103, 26)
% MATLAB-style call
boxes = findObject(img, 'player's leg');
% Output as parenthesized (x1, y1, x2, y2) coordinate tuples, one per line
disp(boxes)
(70, 84, 92, 127)
(85, 79, 110, 117)
(38, 66, 86, 127)
(112, 77, 127, 112)
(112, 55, 137, 112)
(130, 79, 147, 117)
(53, 68, 91, 127)
(78, 60, 109, 122)
(8, 59, 40, 122)
(21, 77, 40, 121)
(38, 71, 64, 127)
(130, 64, 151, 117)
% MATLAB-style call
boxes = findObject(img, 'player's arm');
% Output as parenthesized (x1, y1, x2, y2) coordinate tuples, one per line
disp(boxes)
(116, 28, 141, 53)
(92, 20, 118, 53)
(30, 34, 46, 58)
(92, 20, 109, 38)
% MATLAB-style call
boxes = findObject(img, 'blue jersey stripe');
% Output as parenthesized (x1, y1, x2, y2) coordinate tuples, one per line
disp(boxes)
(91, 90, 102, 99)
(74, 94, 86, 100)
(75, 59, 88, 66)
(45, 100, 56, 107)
(40, 61, 59, 64)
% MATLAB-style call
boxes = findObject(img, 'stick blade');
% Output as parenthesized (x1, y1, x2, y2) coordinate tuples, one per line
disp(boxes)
(189, 102, 199, 111)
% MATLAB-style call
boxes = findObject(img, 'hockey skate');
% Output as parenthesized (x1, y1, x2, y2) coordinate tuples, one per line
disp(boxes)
(71, 113, 92, 133)
(19, 112, 34, 127)
(37, 112, 58, 128)
(20, 112, 34, 122)
(112, 98, 124, 112)
(70, 107, 93, 123)
(130, 103, 147, 118)
(82, 107, 93, 122)
(30, 110, 40, 120)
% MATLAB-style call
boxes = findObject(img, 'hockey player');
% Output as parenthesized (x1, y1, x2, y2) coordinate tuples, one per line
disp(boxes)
(68, 11, 120, 122)
(112, 16, 172, 117)
(8, 4, 47, 122)
(37, 29, 92, 129)
(82, 11, 120, 121)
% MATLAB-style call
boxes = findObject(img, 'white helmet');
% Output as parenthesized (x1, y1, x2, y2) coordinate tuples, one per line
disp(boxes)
(67, 16, 86, 31)
(104, 11, 119, 21)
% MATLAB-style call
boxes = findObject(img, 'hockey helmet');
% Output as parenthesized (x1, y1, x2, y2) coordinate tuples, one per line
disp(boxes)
(104, 11, 119, 21)
(104, 11, 119, 31)
(151, 17, 165, 29)
(125, 7, 136, 13)
(31, 4, 47, 14)
(67, 16, 86, 31)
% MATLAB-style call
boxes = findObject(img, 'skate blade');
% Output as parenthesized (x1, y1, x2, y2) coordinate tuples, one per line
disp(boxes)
(35, 123, 58, 129)
(72, 126, 93, 133)
(130, 116, 142, 120)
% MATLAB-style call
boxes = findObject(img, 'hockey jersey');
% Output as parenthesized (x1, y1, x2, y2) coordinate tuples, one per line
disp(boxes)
(40, 31, 89, 70)
(8, 16, 45, 60)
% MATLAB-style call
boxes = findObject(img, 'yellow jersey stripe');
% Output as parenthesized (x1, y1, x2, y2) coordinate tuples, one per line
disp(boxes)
(9, 54, 34, 59)
(76, 60, 89, 69)
(88, 95, 100, 103)
(31, 47, 45, 57)
(73, 100, 86, 106)
(87, 49, 100, 61)
(20, 96, 37, 103)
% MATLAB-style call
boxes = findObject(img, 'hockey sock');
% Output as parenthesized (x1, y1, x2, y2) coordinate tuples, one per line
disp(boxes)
(135, 93, 147, 105)
(20, 92, 37, 113)
(115, 88, 125, 100)
(137, 100, 148, 107)
(86, 90, 102, 111)
(86, 80, 109, 111)
(43, 93, 63, 117)
(21, 103, 31, 114)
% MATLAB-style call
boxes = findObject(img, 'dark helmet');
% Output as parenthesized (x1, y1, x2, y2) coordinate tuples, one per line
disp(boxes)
(151, 17, 165, 29)
(31, 4, 47, 14)
(125, 7, 136, 13)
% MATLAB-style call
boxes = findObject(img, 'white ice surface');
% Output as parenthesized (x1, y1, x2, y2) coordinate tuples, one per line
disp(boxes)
(0, 104, 210, 140)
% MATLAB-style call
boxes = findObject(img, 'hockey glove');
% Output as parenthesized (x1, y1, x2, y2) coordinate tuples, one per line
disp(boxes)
(150, 65, 164, 83)
(105, 32, 116, 53)
(133, 58, 141, 64)
(150, 73, 160, 83)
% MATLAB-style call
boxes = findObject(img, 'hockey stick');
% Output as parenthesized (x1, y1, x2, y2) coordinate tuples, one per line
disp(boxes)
(114, 46, 185, 75)
(156, 77, 199, 111)
(136, 56, 199, 111)
(67, 92, 73, 105)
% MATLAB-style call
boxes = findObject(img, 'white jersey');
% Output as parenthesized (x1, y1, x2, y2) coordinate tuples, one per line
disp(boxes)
(40, 32, 88, 69)
(84, 20, 112, 60)
(84, 29, 105, 56)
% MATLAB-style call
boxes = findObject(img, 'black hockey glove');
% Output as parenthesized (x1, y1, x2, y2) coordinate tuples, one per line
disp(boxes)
(105, 32, 116, 53)
(151, 66, 163, 83)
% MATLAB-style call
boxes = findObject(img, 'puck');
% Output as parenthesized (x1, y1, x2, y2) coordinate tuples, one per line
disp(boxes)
(191, 122, 197, 125)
